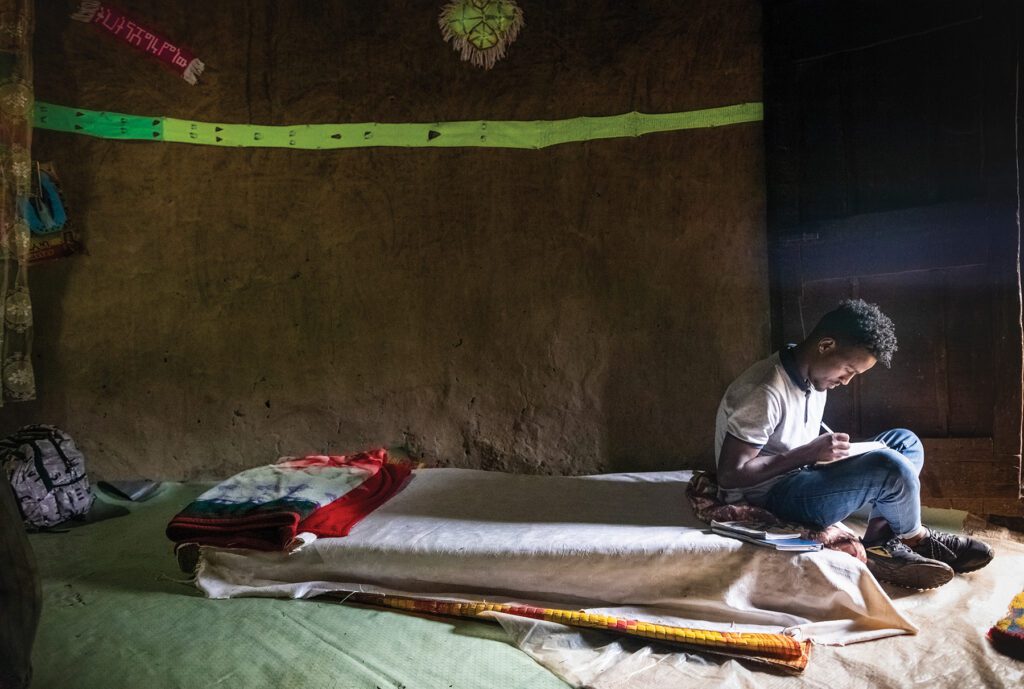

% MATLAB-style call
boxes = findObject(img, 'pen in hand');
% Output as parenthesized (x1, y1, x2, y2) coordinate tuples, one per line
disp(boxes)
(817, 421, 853, 464)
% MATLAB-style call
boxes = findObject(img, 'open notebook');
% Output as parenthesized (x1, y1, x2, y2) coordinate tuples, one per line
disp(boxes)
(816, 441, 887, 465)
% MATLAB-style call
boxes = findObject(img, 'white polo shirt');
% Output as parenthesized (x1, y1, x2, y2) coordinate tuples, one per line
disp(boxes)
(714, 351, 827, 503)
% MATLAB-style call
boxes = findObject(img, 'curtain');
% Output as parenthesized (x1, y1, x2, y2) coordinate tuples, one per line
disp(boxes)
(0, 0, 33, 405)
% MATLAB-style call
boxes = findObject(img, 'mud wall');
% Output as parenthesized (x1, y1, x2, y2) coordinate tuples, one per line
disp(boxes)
(5, 0, 767, 479)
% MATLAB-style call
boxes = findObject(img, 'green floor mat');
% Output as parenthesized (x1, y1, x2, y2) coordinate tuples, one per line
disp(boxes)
(29, 484, 569, 689)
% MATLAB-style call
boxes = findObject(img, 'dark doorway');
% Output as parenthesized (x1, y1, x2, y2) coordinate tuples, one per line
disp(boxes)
(763, 0, 1023, 514)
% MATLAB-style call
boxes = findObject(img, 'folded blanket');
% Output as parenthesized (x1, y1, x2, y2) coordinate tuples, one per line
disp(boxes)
(988, 590, 1024, 660)
(166, 449, 412, 550)
(685, 470, 866, 563)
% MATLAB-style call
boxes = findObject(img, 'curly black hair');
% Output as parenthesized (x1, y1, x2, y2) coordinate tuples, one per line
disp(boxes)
(809, 299, 898, 367)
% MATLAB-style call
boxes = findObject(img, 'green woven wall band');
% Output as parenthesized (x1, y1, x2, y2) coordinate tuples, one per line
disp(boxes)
(33, 101, 762, 150)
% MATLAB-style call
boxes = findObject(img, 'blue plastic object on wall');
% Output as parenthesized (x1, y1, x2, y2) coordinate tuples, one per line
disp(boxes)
(20, 169, 67, 235)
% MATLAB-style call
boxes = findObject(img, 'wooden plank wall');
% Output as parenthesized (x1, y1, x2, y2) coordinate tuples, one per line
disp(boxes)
(764, 0, 1023, 515)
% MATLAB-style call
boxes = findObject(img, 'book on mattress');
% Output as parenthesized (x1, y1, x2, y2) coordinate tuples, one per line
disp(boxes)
(710, 520, 803, 540)
(711, 525, 823, 552)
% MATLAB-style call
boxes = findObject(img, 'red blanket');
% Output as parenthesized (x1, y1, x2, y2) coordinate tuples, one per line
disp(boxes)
(166, 449, 412, 551)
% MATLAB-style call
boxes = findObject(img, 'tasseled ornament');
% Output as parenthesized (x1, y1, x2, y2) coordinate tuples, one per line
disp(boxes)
(439, 0, 524, 70)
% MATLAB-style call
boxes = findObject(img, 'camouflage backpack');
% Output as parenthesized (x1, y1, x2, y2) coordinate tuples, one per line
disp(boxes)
(0, 425, 93, 528)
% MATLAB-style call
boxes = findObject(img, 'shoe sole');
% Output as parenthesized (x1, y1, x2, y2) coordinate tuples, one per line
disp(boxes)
(866, 557, 955, 590)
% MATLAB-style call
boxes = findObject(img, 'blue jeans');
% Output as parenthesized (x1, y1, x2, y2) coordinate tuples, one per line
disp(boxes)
(750, 428, 924, 538)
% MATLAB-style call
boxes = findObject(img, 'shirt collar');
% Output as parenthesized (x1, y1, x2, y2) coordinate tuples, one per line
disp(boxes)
(779, 344, 811, 394)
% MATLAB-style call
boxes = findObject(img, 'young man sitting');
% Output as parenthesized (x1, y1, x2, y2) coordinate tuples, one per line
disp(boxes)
(714, 299, 993, 589)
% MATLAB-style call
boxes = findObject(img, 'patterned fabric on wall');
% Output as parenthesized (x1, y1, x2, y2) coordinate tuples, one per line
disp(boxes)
(0, 0, 34, 404)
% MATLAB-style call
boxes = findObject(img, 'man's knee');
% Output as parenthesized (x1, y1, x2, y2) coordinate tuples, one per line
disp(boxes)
(877, 428, 924, 468)
(859, 450, 921, 490)
(892, 428, 921, 450)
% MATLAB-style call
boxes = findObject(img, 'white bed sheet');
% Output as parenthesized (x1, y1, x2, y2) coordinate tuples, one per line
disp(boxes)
(195, 468, 916, 645)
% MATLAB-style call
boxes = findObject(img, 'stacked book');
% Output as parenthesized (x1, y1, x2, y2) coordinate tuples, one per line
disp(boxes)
(710, 520, 823, 552)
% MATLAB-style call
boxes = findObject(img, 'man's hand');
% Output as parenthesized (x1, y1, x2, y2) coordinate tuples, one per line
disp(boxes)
(803, 432, 851, 464)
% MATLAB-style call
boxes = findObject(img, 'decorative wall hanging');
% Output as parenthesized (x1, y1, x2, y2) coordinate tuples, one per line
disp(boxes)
(439, 0, 523, 70)
(0, 0, 35, 404)
(71, 1, 205, 85)
(34, 101, 764, 150)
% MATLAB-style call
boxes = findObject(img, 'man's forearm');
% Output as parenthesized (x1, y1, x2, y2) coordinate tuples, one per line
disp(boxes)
(733, 448, 811, 487)
(718, 447, 809, 488)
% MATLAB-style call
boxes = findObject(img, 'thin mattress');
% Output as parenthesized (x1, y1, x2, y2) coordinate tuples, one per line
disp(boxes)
(194, 468, 917, 645)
